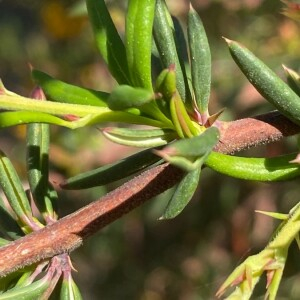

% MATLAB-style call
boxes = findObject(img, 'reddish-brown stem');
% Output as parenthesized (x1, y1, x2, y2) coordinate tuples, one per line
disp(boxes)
(0, 111, 299, 277)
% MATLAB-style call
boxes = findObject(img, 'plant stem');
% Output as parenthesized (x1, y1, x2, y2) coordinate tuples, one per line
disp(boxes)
(0, 95, 107, 116)
(0, 111, 299, 277)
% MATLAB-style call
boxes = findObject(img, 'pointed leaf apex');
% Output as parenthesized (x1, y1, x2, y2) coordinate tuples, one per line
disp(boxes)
(222, 36, 233, 44)
(189, 3, 195, 11)
(255, 210, 288, 220)
(266, 269, 275, 289)
(28, 62, 34, 72)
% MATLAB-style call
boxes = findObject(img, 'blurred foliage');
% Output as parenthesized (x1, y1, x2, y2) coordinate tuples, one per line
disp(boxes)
(1, 0, 300, 298)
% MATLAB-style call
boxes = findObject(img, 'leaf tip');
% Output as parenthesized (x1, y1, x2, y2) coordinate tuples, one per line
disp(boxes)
(222, 36, 233, 44)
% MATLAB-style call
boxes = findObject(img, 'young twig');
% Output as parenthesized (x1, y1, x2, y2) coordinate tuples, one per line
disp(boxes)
(0, 111, 299, 277)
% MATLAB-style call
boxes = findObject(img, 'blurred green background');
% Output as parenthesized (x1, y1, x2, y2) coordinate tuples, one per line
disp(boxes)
(1, 0, 300, 299)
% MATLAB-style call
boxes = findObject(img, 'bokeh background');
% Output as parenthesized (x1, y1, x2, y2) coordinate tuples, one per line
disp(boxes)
(1, 0, 300, 299)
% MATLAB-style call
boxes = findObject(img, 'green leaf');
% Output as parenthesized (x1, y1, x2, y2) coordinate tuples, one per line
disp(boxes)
(0, 150, 33, 226)
(160, 126, 219, 157)
(160, 168, 201, 219)
(86, 0, 131, 84)
(61, 147, 162, 189)
(102, 127, 176, 147)
(107, 85, 155, 110)
(107, 85, 173, 126)
(0, 272, 23, 294)
(0, 238, 9, 247)
(155, 66, 177, 100)
(205, 151, 300, 181)
(60, 277, 83, 300)
(14, 271, 34, 288)
(188, 4, 211, 122)
(169, 92, 202, 138)
(31, 70, 109, 106)
(0, 277, 50, 300)
(225, 38, 300, 126)
(153, 0, 190, 103)
(0, 112, 73, 129)
(125, 0, 155, 89)
(26, 121, 58, 220)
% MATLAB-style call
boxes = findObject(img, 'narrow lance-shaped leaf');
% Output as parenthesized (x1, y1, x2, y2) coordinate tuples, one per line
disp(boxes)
(205, 151, 300, 181)
(0, 276, 50, 300)
(225, 38, 300, 126)
(172, 15, 192, 106)
(26, 87, 58, 220)
(0, 150, 34, 226)
(0, 111, 74, 129)
(32, 69, 109, 106)
(188, 4, 211, 124)
(61, 147, 162, 189)
(153, 0, 190, 103)
(126, 0, 155, 89)
(86, 0, 131, 84)
(102, 127, 176, 148)
(160, 167, 201, 219)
